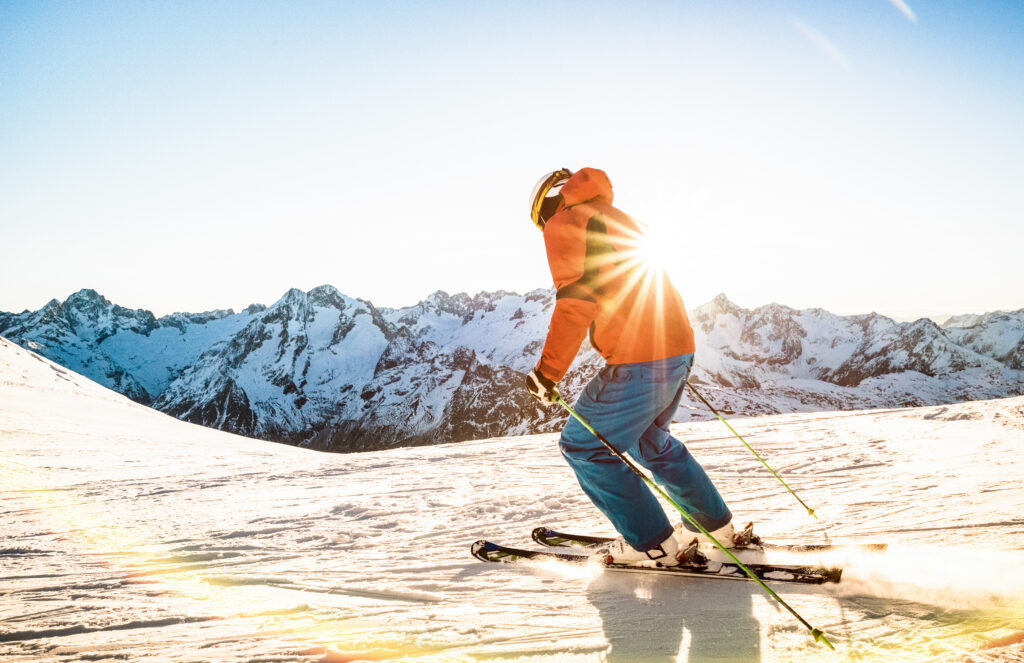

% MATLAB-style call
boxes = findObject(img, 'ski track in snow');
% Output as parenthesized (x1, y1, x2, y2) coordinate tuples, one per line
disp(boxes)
(2, 336, 1024, 662)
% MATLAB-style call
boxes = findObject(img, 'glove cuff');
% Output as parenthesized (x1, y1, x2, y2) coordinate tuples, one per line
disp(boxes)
(533, 365, 557, 389)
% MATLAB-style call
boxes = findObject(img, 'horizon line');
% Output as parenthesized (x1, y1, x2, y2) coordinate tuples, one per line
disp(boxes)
(2, 285, 1017, 325)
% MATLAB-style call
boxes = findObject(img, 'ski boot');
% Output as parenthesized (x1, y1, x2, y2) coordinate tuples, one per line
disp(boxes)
(674, 521, 762, 549)
(591, 532, 679, 567)
(675, 521, 766, 564)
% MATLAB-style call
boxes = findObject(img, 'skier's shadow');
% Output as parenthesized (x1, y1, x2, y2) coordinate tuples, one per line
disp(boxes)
(586, 570, 762, 663)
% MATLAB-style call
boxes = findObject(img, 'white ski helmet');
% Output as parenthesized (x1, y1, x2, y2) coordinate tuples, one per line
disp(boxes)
(529, 168, 573, 230)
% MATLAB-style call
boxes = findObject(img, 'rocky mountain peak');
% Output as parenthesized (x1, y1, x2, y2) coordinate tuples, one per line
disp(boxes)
(757, 301, 797, 318)
(308, 285, 346, 310)
(905, 317, 943, 334)
(690, 293, 743, 334)
(425, 290, 451, 307)
(523, 287, 554, 304)
(38, 298, 65, 322)
(694, 293, 743, 319)
(63, 289, 111, 316)
(420, 290, 474, 318)
(65, 288, 107, 305)
(276, 288, 307, 305)
(943, 310, 1021, 330)
(58, 289, 158, 339)
(264, 288, 316, 323)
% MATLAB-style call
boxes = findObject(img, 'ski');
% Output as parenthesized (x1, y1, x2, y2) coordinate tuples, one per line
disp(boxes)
(532, 526, 887, 554)
(471, 540, 842, 585)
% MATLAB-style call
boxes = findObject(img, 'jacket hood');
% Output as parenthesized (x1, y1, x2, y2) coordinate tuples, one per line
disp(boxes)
(561, 167, 613, 207)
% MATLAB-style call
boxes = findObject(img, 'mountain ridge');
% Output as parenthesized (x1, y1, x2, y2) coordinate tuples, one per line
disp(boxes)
(2, 287, 1022, 452)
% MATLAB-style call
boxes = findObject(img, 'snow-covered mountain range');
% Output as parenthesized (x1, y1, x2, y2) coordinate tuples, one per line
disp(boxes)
(2, 287, 1022, 452)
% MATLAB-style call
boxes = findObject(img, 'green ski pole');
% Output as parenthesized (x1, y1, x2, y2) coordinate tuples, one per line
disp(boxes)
(555, 395, 834, 650)
(687, 383, 818, 519)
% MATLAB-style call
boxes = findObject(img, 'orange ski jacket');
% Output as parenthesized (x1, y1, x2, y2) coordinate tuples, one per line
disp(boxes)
(536, 168, 696, 382)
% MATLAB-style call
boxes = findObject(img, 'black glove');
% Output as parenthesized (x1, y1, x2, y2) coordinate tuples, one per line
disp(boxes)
(526, 368, 560, 405)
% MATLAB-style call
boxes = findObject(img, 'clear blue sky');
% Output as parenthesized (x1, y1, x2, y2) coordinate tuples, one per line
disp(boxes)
(2, 0, 1022, 319)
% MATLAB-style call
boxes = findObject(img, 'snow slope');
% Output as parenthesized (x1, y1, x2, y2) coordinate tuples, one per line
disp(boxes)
(3, 337, 1024, 662)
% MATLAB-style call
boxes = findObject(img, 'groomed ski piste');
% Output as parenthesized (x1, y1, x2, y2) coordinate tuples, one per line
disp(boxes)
(2, 335, 1024, 662)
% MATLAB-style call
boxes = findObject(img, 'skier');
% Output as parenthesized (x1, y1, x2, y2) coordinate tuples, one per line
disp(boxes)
(525, 167, 736, 565)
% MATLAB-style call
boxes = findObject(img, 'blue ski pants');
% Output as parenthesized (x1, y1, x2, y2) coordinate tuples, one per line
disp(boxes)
(559, 353, 732, 551)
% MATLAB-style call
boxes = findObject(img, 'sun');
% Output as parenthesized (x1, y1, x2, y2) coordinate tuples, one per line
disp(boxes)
(633, 226, 676, 273)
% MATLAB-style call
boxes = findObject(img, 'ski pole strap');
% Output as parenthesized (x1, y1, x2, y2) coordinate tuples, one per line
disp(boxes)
(686, 383, 818, 519)
(555, 396, 834, 650)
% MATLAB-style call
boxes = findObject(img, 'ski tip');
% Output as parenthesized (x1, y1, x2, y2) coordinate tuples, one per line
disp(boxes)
(470, 540, 499, 561)
(811, 628, 835, 650)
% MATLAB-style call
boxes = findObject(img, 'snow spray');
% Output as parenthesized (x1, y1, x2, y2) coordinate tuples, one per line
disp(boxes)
(828, 544, 1024, 610)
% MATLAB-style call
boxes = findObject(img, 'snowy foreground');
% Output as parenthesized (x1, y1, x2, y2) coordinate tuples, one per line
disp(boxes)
(2, 337, 1024, 663)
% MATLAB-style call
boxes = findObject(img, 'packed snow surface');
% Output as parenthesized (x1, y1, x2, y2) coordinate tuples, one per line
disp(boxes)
(2, 337, 1024, 662)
